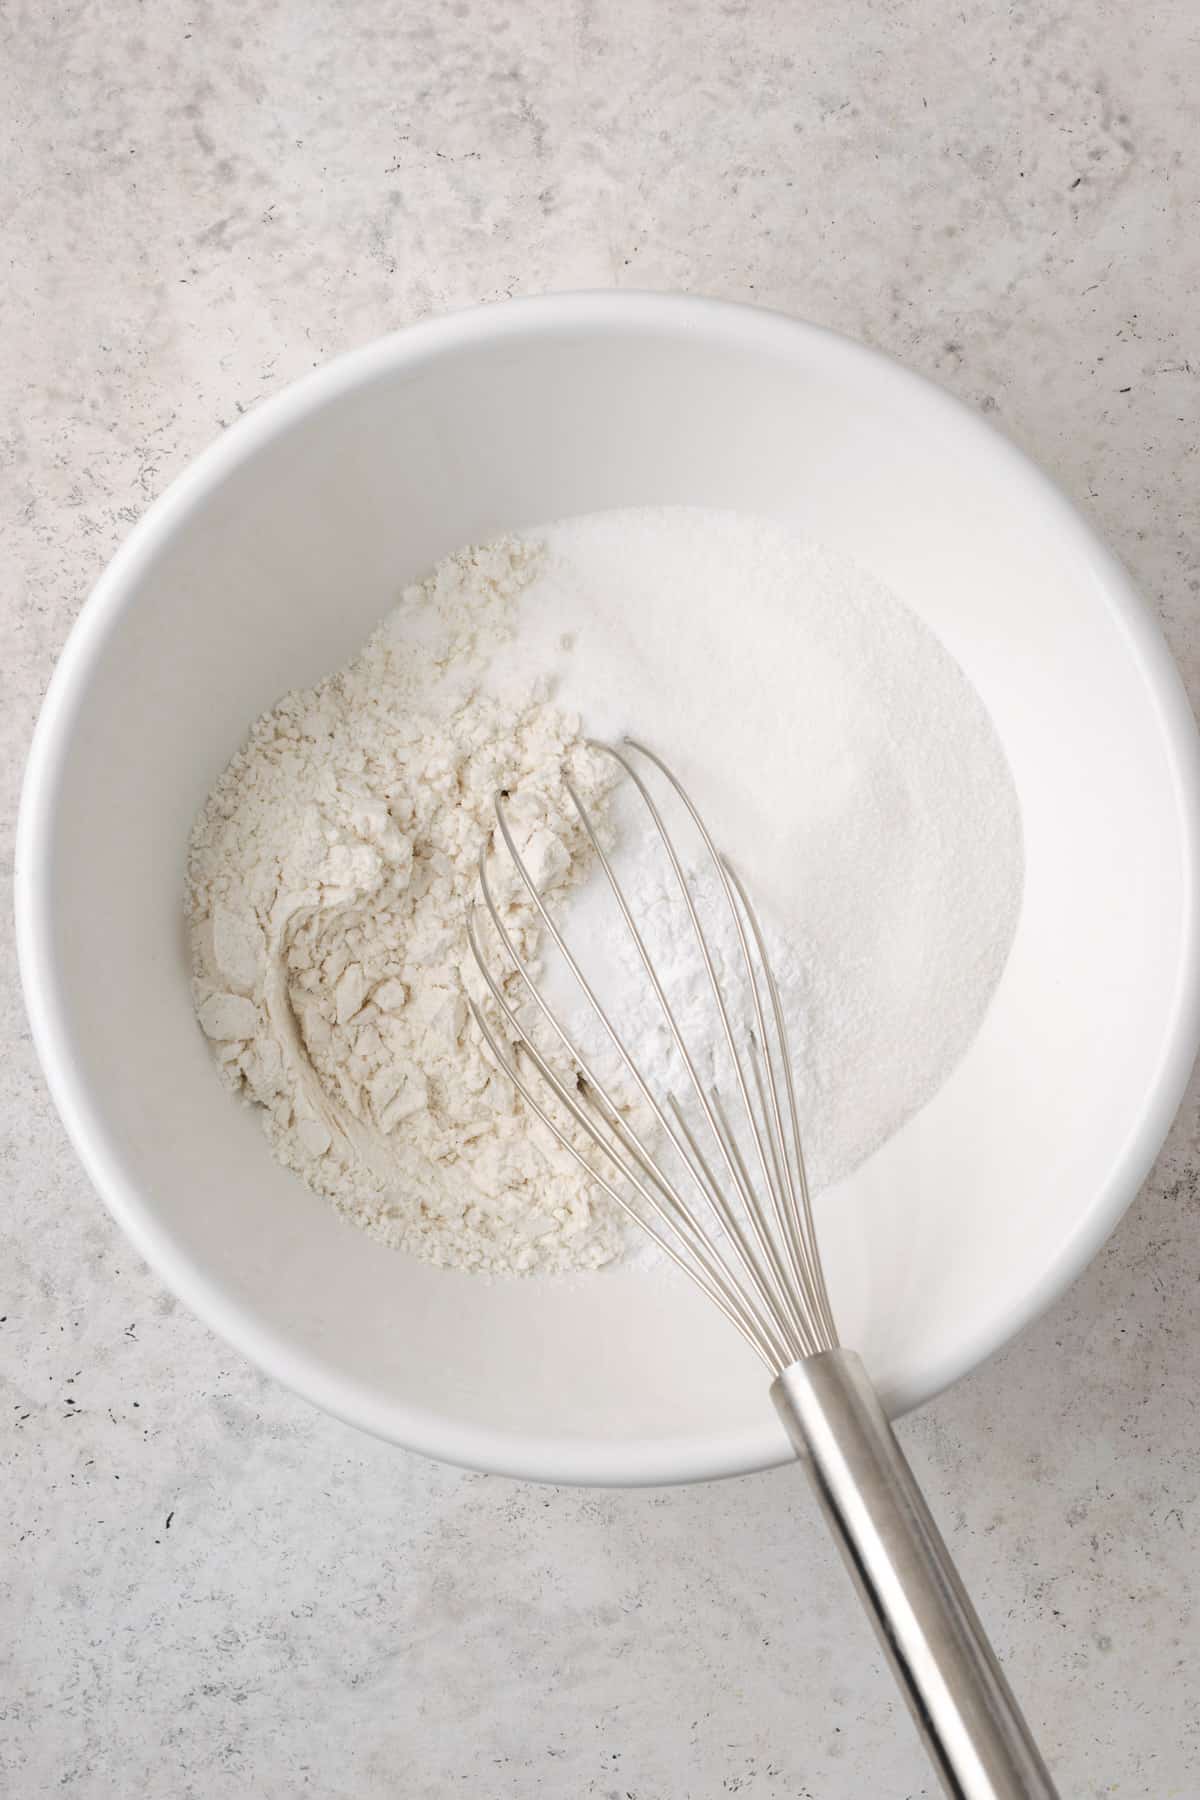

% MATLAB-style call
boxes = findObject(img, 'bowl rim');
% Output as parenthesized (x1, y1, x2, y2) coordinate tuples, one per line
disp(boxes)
(15, 290, 1200, 1485)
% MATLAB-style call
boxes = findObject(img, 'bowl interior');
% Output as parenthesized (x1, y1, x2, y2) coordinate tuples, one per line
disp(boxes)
(20, 298, 1199, 1482)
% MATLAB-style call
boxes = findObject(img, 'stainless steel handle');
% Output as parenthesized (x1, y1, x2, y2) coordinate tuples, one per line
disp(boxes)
(772, 1349, 1060, 1800)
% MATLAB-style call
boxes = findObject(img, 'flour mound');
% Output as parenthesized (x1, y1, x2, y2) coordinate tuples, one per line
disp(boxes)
(187, 539, 626, 1275)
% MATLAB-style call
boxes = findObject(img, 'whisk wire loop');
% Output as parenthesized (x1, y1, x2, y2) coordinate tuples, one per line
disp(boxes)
(477, 817, 796, 1361)
(469, 737, 839, 1373)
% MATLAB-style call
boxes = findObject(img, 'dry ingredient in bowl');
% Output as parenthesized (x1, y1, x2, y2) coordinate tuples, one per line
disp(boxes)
(188, 539, 629, 1274)
(504, 509, 1024, 1195)
(188, 507, 1023, 1277)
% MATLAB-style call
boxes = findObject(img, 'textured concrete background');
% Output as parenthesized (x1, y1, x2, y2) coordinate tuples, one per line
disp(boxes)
(3, 1, 1199, 1795)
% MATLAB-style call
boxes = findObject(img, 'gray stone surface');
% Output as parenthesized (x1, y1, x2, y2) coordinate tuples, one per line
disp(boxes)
(2, 0, 1198, 1793)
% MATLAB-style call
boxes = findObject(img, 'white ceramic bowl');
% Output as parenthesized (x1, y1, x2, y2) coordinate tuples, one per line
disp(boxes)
(17, 293, 1200, 1485)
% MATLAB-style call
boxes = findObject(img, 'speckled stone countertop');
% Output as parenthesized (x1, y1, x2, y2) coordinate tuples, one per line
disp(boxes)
(3, 2, 1198, 1795)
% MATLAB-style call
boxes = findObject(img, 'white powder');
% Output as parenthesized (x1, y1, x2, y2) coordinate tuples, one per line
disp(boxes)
(188, 538, 631, 1274)
(493, 509, 1023, 1194)
(188, 507, 1023, 1274)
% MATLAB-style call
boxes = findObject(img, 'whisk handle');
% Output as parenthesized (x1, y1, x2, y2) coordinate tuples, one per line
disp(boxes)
(773, 1350, 1059, 1800)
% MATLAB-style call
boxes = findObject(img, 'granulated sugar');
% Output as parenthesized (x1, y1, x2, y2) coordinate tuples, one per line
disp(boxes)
(487, 508, 1023, 1195)
(188, 506, 1023, 1273)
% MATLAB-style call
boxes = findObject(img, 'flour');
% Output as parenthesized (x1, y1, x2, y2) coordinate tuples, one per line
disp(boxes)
(187, 538, 629, 1274)
(188, 507, 1023, 1276)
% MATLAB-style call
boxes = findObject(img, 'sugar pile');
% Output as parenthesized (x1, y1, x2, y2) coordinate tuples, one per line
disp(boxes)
(486, 508, 1023, 1194)
(187, 506, 1023, 1274)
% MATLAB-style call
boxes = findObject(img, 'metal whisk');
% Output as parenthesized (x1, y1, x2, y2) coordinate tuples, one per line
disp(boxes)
(467, 738, 1059, 1800)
